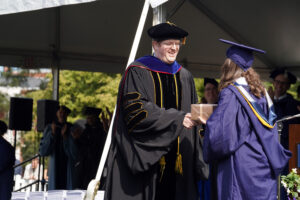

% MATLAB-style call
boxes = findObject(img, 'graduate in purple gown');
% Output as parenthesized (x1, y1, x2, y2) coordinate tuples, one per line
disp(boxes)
(202, 39, 292, 200)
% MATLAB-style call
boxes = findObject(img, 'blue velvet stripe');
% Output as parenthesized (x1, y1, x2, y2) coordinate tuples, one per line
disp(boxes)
(252, 102, 277, 126)
(136, 55, 181, 74)
(233, 82, 277, 127)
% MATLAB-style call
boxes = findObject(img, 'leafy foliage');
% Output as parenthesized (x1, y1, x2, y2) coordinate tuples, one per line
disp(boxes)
(22, 70, 121, 161)
(194, 77, 204, 102)
(281, 168, 300, 198)
(57, 70, 121, 122)
(0, 92, 9, 123)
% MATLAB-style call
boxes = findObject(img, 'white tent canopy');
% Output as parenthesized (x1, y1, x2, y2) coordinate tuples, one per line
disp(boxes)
(0, 0, 300, 80)
(0, 0, 96, 15)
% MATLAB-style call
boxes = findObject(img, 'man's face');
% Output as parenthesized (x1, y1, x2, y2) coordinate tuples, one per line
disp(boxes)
(153, 39, 181, 64)
(86, 115, 98, 126)
(56, 108, 68, 123)
(273, 74, 290, 97)
(32, 158, 38, 168)
(204, 83, 218, 104)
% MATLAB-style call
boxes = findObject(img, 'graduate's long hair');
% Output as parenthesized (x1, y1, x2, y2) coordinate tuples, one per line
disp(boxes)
(219, 58, 265, 98)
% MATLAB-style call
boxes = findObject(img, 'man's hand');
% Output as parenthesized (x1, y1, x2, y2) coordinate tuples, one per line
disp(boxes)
(183, 113, 198, 129)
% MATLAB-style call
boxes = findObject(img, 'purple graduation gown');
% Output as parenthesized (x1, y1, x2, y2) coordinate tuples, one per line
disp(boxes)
(204, 85, 291, 200)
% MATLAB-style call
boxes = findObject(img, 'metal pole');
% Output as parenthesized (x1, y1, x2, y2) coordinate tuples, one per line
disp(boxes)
(152, 4, 166, 54)
(52, 7, 61, 101)
(152, 4, 166, 25)
(52, 68, 60, 100)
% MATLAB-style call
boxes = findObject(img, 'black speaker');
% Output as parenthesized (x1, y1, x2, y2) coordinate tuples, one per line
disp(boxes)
(9, 97, 33, 131)
(37, 99, 59, 132)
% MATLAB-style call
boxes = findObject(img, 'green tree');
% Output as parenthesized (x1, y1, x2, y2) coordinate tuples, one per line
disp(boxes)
(22, 70, 121, 161)
(58, 70, 121, 121)
(0, 92, 9, 123)
(194, 77, 204, 102)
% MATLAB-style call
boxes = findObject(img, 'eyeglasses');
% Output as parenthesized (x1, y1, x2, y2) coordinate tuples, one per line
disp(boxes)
(274, 80, 289, 85)
(161, 41, 181, 48)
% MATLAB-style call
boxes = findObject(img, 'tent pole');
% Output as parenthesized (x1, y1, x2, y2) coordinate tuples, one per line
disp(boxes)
(52, 7, 61, 101)
(153, 4, 166, 25)
(52, 68, 59, 101)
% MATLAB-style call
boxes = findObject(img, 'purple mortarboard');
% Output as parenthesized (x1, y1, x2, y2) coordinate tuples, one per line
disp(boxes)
(219, 39, 266, 71)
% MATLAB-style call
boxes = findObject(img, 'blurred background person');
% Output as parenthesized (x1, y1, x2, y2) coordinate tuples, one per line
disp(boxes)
(39, 105, 78, 190)
(201, 78, 219, 104)
(75, 107, 107, 189)
(268, 68, 300, 149)
(269, 68, 300, 199)
(198, 78, 219, 200)
(0, 120, 15, 200)
(23, 157, 43, 191)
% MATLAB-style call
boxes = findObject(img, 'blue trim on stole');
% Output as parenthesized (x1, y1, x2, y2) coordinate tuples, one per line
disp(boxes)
(233, 82, 277, 127)
(136, 55, 181, 74)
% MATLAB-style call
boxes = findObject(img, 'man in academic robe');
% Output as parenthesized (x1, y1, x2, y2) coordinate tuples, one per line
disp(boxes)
(268, 68, 300, 199)
(269, 68, 300, 149)
(104, 22, 209, 200)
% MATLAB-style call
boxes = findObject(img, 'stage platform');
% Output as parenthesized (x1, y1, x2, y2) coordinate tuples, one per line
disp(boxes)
(11, 190, 104, 200)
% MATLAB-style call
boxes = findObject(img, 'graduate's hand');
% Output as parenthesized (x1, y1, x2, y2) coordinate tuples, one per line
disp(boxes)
(183, 113, 198, 129)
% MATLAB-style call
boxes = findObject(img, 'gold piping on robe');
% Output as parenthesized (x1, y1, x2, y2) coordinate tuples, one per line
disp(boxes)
(127, 110, 148, 133)
(156, 72, 163, 108)
(159, 156, 166, 182)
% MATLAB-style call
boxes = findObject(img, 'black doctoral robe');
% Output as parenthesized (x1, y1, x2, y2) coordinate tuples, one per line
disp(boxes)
(104, 58, 209, 200)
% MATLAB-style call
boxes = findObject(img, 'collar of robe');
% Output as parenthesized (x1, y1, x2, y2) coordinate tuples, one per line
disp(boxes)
(233, 78, 277, 128)
(135, 55, 182, 74)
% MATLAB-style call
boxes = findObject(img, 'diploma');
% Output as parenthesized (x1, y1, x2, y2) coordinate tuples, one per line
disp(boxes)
(191, 104, 217, 123)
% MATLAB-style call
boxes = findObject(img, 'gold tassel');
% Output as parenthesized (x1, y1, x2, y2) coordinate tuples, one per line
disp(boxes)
(166, 21, 176, 26)
(175, 137, 183, 175)
(159, 156, 166, 182)
(181, 37, 187, 45)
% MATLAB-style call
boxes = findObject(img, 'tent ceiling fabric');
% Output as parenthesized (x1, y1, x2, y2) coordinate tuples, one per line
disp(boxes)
(0, 0, 96, 15)
(0, 0, 299, 81)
